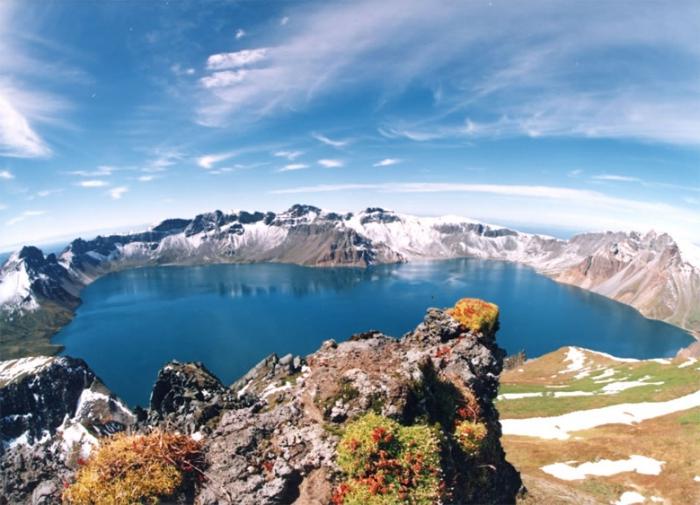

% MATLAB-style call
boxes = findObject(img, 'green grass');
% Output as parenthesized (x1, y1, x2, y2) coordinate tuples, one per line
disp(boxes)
(498, 361, 700, 418)
(0, 301, 74, 360)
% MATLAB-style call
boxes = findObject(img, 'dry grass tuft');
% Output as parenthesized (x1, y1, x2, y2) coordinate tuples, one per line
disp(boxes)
(62, 431, 204, 505)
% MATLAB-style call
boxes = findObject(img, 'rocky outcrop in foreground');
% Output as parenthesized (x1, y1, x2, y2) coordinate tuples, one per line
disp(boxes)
(0, 301, 522, 504)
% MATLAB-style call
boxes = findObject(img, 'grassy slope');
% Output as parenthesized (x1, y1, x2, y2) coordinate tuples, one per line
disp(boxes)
(499, 347, 700, 504)
(0, 301, 73, 360)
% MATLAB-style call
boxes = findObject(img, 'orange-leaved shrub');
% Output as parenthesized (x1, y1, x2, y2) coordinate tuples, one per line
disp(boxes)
(448, 298, 499, 334)
(62, 431, 204, 505)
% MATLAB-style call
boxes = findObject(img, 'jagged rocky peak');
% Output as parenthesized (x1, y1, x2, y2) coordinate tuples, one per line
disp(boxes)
(151, 217, 192, 233)
(0, 356, 135, 504)
(0, 246, 78, 313)
(358, 206, 402, 224)
(271, 203, 326, 227)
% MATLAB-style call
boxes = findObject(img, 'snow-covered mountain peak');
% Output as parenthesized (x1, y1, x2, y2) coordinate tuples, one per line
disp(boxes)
(0, 252, 37, 311)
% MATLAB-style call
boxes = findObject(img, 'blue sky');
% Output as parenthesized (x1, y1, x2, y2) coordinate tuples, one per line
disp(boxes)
(0, 0, 698, 250)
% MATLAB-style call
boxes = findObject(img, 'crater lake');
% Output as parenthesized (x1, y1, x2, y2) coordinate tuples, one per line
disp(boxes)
(53, 259, 695, 406)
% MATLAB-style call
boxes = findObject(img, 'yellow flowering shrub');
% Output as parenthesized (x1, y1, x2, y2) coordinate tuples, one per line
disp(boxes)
(448, 298, 499, 334)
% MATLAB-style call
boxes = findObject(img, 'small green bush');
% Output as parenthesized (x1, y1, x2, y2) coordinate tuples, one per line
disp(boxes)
(334, 413, 443, 505)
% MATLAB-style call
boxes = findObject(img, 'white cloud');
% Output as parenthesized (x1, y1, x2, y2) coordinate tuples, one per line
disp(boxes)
(143, 149, 183, 173)
(171, 64, 195, 76)
(6, 210, 45, 226)
(318, 159, 343, 168)
(197, 152, 237, 169)
(235, 29, 246, 40)
(0, 169, 14, 179)
(278, 163, 309, 172)
(0, 91, 53, 158)
(312, 133, 349, 148)
(280, 16, 289, 26)
(373, 158, 400, 167)
(200, 70, 247, 89)
(592, 174, 642, 183)
(68, 165, 114, 177)
(194, 0, 700, 145)
(108, 186, 128, 200)
(138, 175, 155, 182)
(79, 180, 108, 188)
(35, 189, 62, 198)
(274, 150, 304, 160)
(206, 48, 268, 70)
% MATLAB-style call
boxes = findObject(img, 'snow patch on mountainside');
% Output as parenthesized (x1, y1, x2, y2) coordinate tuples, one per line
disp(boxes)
(0, 254, 36, 310)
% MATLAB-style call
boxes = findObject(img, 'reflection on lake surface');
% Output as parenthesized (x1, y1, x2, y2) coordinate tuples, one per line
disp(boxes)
(54, 260, 694, 406)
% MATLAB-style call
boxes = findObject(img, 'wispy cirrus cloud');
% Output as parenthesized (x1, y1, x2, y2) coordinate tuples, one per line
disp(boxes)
(312, 133, 350, 148)
(108, 186, 128, 200)
(6, 209, 45, 226)
(318, 159, 343, 168)
(67, 165, 115, 177)
(592, 174, 642, 183)
(206, 48, 268, 70)
(194, 0, 700, 145)
(274, 150, 304, 160)
(0, 2, 83, 158)
(196, 151, 237, 169)
(143, 148, 184, 173)
(0, 88, 54, 158)
(373, 158, 400, 167)
(278, 163, 308, 172)
(78, 180, 108, 188)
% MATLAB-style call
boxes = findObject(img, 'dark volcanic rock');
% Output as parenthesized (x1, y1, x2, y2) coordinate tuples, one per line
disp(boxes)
(148, 361, 237, 434)
(0, 356, 135, 504)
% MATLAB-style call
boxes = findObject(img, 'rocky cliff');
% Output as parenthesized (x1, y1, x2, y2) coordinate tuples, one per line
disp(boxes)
(0, 300, 522, 505)
(2, 204, 697, 359)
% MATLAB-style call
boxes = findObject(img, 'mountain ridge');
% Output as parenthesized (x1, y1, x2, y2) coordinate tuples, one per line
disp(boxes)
(1, 204, 698, 358)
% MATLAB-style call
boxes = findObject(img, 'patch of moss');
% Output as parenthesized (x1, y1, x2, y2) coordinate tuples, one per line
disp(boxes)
(454, 421, 487, 457)
(448, 298, 499, 334)
(62, 431, 204, 505)
(333, 413, 443, 505)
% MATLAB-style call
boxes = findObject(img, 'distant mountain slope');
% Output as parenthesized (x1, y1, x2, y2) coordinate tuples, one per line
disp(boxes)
(0, 204, 698, 358)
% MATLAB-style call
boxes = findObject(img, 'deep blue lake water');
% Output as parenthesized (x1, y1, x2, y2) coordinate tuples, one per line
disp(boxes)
(54, 260, 694, 406)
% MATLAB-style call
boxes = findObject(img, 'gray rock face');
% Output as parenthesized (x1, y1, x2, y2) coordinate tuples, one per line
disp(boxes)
(197, 306, 521, 504)
(148, 361, 238, 434)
